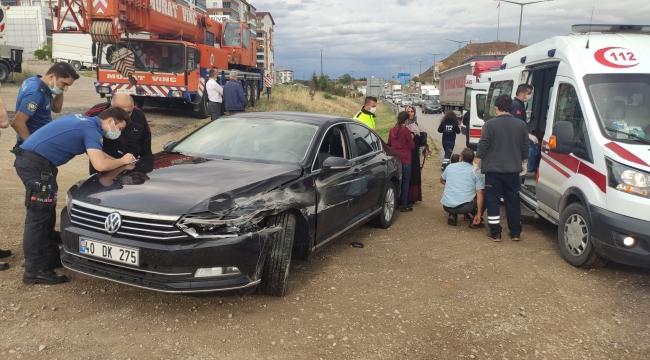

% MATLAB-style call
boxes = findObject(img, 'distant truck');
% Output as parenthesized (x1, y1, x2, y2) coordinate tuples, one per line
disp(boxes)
(53, 33, 95, 71)
(392, 84, 402, 93)
(438, 55, 503, 113)
(420, 85, 437, 98)
(423, 88, 440, 101)
(0, 5, 24, 83)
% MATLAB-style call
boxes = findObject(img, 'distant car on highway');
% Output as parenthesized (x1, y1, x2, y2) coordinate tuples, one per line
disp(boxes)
(422, 100, 442, 114)
(394, 97, 403, 106)
(411, 96, 421, 106)
(401, 97, 413, 106)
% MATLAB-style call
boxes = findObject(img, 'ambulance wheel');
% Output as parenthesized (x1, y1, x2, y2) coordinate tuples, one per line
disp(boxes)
(0, 63, 9, 83)
(558, 203, 608, 268)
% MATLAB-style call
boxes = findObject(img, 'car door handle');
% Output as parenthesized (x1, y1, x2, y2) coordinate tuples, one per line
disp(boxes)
(472, 124, 482, 127)
(380, 159, 387, 165)
(353, 167, 362, 174)
(543, 145, 550, 153)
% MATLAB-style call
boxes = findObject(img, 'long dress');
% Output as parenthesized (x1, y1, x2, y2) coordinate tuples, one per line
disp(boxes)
(407, 132, 426, 204)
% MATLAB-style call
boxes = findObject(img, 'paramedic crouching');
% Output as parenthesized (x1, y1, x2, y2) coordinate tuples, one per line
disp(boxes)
(13, 107, 134, 285)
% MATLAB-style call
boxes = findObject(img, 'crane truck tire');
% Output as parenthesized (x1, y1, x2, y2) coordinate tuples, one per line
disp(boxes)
(193, 93, 210, 119)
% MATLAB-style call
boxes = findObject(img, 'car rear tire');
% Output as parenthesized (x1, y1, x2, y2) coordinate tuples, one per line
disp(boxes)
(558, 203, 608, 268)
(261, 212, 296, 297)
(372, 182, 396, 229)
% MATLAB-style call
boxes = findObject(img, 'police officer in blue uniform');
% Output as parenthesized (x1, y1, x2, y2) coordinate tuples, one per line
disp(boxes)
(10, 62, 79, 270)
(13, 107, 135, 284)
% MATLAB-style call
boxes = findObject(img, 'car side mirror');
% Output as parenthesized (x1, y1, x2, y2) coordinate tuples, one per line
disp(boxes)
(550, 121, 575, 155)
(321, 157, 352, 174)
(163, 140, 177, 151)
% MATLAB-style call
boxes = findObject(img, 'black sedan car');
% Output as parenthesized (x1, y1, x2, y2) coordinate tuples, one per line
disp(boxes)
(422, 100, 442, 114)
(61, 113, 401, 296)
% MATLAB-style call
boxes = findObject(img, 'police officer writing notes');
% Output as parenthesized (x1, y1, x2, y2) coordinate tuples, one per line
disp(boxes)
(473, 94, 529, 242)
(85, 93, 152, 174)
(11, 62, 79, 145)
(13, 107, 134, 285)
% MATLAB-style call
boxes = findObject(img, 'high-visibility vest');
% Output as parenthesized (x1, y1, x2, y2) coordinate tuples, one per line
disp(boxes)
(353, 110, 376, 129)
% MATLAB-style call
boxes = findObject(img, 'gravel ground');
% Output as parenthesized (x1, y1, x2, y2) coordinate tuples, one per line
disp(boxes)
(0, 68, 649, 359)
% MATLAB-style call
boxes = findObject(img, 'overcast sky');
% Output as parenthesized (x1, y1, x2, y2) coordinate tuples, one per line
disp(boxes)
(254, 0, 650, 80)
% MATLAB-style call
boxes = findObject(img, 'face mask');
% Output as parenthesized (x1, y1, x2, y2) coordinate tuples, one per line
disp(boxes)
(50, 78, 63, 95)
(525, 94, 532, 101)
(104, 121, 121, 140)
(369, 107, 377, 114)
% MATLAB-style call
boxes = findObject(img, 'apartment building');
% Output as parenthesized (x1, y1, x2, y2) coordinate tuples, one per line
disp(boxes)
(255, 11, 274, 81)
(275, 69, 293, 84)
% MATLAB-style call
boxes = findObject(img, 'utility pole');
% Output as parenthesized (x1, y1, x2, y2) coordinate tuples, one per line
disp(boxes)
(350, 71, 354, 81)
(424, 52, 445, 83)
(495, 0, 554, 49)
(445, 39, 471, 66)
(411, 59, 427, 79)
(320, 49, 323, 77)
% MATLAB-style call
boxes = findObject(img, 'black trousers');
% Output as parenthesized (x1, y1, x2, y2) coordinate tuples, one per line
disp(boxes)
(444, 197, 479, 216)
(14, 156, 60, 272)
(485, 172, 522, 235)
(208, 101, 221, 121)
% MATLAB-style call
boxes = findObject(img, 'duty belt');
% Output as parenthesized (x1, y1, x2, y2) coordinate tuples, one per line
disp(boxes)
(11, 145, 55, 185)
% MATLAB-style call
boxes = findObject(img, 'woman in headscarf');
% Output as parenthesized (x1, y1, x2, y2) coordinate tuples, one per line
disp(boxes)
(404, 105, 431, 207)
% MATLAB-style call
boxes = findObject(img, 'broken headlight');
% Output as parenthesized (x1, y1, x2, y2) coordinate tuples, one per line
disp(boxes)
(176, 209, 262, 239)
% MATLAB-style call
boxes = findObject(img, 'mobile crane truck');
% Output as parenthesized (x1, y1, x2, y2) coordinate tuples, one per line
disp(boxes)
(51, 0, 262, 118)
(0, 3, 24, 83)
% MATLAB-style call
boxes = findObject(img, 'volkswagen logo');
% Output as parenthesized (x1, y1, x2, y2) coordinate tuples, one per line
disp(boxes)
(105, 212, 122, 234)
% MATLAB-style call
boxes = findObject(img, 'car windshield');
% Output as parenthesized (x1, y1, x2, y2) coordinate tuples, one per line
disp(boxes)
(100, 41, 186, 74)
(585, 74, 650, 143)
(171, 117, 319, 163)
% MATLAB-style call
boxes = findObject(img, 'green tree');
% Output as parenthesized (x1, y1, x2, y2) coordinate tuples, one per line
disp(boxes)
(34, 41, 52, 61)
(340, 73, 353, 85)
(412, 76, 420, 83)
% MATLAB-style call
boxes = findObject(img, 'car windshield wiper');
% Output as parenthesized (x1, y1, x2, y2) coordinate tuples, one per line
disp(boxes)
(605, 127, 650, 145)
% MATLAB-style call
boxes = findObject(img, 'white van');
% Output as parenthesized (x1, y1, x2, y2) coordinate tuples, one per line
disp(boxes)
(477, 24, 650, 269)
(461, 79, 489, 150)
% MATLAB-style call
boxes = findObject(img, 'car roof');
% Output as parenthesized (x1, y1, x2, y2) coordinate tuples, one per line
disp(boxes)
(228, 112, 352, 127)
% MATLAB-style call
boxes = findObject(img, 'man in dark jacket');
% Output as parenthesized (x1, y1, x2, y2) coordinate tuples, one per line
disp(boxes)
(474, 94, 529, 242)
(223, 70, 247, 114)
(511, 84, 538, 175)
(86, 93, 152, 174)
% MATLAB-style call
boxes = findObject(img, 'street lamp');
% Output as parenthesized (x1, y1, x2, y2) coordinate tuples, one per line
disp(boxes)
(495, 0, 554, 49)
(424, 52, 445, 83)
(445, 39, 471, 66)
(411, 59, 427, 79)
(320, 49, 323, 76)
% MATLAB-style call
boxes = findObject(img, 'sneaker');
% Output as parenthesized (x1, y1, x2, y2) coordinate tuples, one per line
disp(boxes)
(508, 232, 521, 241)
(400, 206, 413, 212)
(448, 214, 458, 226)
(0, 262, 8, 271)
(0, 249, 11, 259)
(469, 221, 485, 229)
(487, 232, 502, 242)
(463, 214, 471, 221)
(23, 270, 68, 285)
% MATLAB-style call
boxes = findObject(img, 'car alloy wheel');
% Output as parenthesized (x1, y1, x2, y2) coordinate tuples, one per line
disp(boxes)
(564, 214, 588, 256)
(384, 187, 395, 222)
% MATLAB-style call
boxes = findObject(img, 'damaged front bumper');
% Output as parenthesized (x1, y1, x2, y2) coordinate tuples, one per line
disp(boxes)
(60, 208, 279, 294)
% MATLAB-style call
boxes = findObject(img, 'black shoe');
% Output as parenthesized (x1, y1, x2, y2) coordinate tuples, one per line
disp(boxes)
(23, 270, 68, 285)
(400, 206, 413, 212)
(0, 249, 11, 259)
(469, 221, 485, 229)
(0, 262, 8, 271)
(487, 232, 502, 242)
(447, 214, 458, 226)
(508, 232, 521, 241)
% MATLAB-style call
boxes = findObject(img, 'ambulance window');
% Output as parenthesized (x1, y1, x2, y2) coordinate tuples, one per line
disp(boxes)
(483, 80, 513, 121)
(476, 94, 486, 120)
(554, 84, 585, 142)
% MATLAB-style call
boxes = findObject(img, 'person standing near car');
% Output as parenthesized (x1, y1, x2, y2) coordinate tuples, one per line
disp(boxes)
(353, 96, 378, 132)
(474, 94, 529, 242)
(438, 111, 461, 170)
(388, 111, 415, 212)
(223, 70, 247, 115)
(11, 62, 79, 146)
(206, 68, 223, 120)
(405, 105, 430, 207)
(85, 93, 152, 174)
(0, 92, 12, 271)
(14, 107, 134, 285)
(511, 84, 538, 176)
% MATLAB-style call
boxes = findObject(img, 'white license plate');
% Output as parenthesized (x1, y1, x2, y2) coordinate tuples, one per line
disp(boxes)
(79, 237, 140, 266)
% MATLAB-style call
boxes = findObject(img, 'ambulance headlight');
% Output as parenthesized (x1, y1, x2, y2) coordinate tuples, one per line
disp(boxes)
(607, 159, 650, 198)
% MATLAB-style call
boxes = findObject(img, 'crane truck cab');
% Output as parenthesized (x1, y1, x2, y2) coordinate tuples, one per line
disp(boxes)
(481, 24, 650, 269)
(460, 79, 489, 151)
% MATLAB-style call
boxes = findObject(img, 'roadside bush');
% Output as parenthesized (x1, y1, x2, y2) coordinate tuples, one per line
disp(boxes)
(323, 93, 336, 100)
(33, 42, 52, 61)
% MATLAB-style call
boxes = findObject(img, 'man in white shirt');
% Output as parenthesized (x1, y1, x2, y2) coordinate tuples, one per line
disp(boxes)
(206, 68, 223, 120)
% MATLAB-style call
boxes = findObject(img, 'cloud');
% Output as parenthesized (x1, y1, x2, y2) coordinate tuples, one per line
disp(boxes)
(254, 0, 650, 79)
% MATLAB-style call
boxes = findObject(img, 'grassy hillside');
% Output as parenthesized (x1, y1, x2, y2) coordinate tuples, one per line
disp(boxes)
(254, 85, 396, 141)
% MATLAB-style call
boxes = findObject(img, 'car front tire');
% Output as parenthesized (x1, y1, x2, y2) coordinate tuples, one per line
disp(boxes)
(261, 212, 296, 297)
(558, 203, 608, 268)
(372, 181, 397, 229)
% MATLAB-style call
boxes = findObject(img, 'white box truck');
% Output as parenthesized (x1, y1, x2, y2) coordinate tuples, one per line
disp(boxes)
(53, 33, 95, 71)
(439, 56, 503, 113)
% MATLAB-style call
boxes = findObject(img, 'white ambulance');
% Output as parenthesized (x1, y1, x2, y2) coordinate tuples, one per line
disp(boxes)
(476, 24, 650, 269)
(460, 78, 489, 150)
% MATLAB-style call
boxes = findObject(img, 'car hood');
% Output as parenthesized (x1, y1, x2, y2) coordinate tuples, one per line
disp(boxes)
(71, 153, 303, 215)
